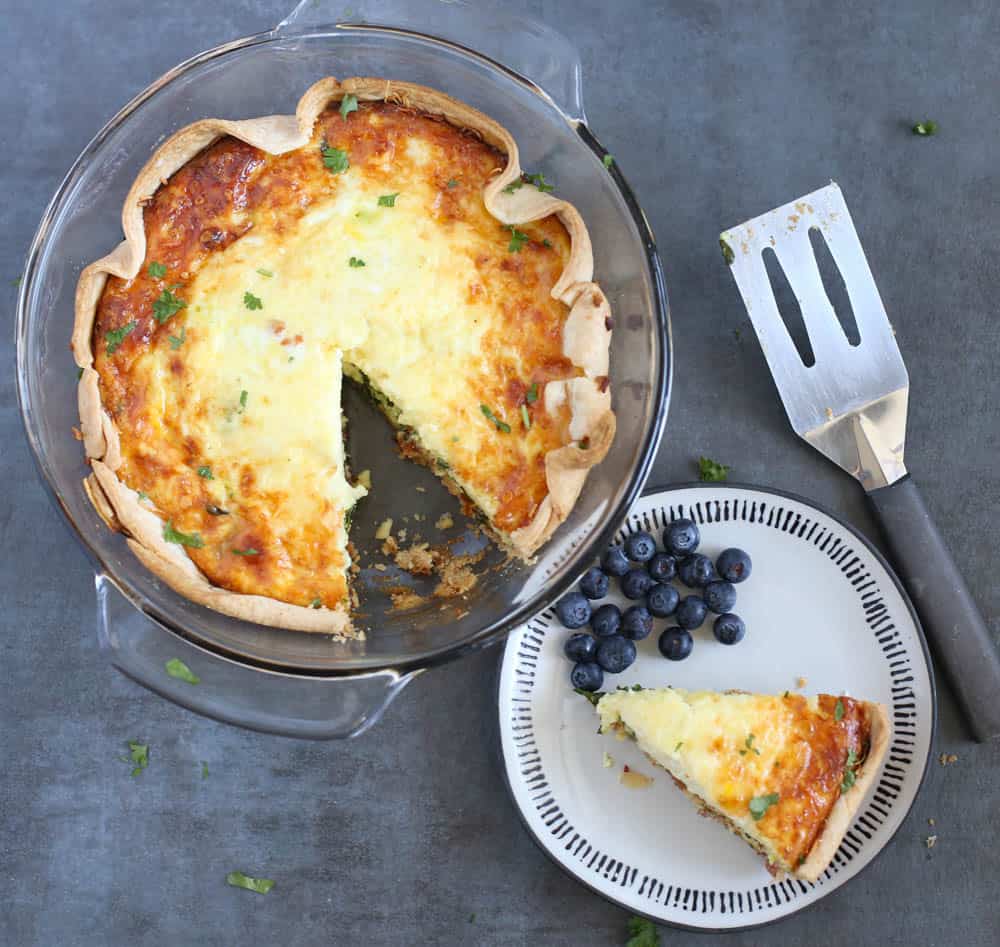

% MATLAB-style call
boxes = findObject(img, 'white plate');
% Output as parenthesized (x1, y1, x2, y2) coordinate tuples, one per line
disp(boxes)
(497, 484, 935, 931)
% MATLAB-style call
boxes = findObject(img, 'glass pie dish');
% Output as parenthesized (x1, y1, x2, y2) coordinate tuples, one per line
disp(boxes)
(15, 0, 671, 737)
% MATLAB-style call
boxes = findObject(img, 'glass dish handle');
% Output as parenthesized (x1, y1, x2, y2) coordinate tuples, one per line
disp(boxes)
(275, 0, 586, 123)
(95, 574, 420, 739)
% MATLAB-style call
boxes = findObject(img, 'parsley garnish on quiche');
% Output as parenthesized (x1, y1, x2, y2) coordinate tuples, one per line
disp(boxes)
(594, 686, 890, 881)
(70, 78, 615, 637)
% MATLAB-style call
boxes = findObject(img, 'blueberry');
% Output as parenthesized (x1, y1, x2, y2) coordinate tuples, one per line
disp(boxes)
(570, 661, 604, 691)
(713, 613, 746, 645)
(579, 566, 610, 600)
(717, 548, 752, 584)
(621, 568, 655, 600)
(624, 530, 657, 563)
(596, 635, 637, 674)
(658, 626, 694, 661)
(590, 603, 622, 638)
(555, 591, 591, 629)
(601, 546, 631, 577)
(675, 595, 708, 630)
(564, 633, 598, 662)
(703, 580, 737, 614)
(646, 583, 680, 618)
(664, 517, 700, 557)
(647, 552, 677, 582)
(678, 553, 716, 588)
(621, 605, 654, 640)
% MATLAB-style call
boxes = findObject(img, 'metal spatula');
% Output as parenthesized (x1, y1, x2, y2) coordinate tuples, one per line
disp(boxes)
(721, 182, 1000, 742)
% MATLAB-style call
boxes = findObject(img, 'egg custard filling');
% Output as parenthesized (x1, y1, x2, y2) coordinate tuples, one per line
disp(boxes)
(73, 79, 615, 636)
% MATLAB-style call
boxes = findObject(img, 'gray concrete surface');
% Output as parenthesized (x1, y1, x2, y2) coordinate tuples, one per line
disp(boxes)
(2, 1, 998, 944)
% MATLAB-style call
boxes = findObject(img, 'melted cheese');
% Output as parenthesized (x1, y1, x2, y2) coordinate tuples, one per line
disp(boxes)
(597, 687, 868, 869)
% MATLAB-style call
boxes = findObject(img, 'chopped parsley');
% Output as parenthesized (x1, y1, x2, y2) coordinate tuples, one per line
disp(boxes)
(377, 193, 399, 207)
(243, 291, 263, 310)
(674, 741, 683, 753)
(147, 261, 167, 279)
(137, 491, 148, 502)
(339, 93, 359, 119)
(309, 597, 322, 609)
(602, 154, 615, 169)
(168, 326, 186, 350)
(76, 366, 84, 379)
(480, 403, 511, 433)
(238, 390, 248, 413)
(226, 871, 274, 895)
(348, 256, 366, 268)
(525, 382, 539, 404)
(165, 658, 200, 685)
(740, 733, 761, 757)
(520, 404, 531, 430)
(834, 699, 845, 721)
(625, 915, 660, 947)
(256, 268, 274, 278)
(321, 142, 350, 173)
(542, 238, 553, 249)
(720, 237, 735, 266)
(124, 741, 148, 777)
(233, 548, 260, 556)
(507, 226, 530, 252)
(163, 520, 204, 549)
(698, 456, 730, 482)
(573, 687, 604, 706)
(152, 288, 187, 324)
(105, 320, 138, 355)
(526, 172, 554, 193)
(12, 276, 22, 288)
(446, 178, 458, 188)
(841, 748, 859, 793)
(197, 465, 213, 479)
(912, 120, 938, 136)
(748, 792, 779, 821)
(502, 179, 523, 194)
(202, 761, 209, 779)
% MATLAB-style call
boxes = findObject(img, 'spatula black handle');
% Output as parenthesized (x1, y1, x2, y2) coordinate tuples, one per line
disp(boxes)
(868, 475, 1000, 742)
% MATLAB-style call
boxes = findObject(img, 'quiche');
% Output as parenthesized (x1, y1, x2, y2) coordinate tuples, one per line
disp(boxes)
(71, 78, 615, 637)
(594, 686, 890, 881)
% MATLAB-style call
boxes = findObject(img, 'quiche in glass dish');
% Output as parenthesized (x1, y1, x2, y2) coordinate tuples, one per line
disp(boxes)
(71, 78, 615, 637)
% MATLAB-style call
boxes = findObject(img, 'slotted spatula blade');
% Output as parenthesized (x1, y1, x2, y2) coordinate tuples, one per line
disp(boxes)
(720, 182, 908, 490)
(721, 182, 1000, 743)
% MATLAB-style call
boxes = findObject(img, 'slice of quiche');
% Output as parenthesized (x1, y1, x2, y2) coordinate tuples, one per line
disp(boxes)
(593, 686, 890, 881)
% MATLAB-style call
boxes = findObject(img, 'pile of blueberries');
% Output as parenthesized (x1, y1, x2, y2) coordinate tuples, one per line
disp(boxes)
(557, 518, 752, 692)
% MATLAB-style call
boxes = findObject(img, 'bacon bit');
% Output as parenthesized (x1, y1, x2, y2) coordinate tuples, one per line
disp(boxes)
(270, 319, 286, 335)
(938, 753, 959, 766)
(597, 375, 610, 393)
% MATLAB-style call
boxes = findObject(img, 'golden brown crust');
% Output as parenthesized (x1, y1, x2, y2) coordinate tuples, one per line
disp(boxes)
(72, 77, 612, 632)
(795, 702, 891, 882)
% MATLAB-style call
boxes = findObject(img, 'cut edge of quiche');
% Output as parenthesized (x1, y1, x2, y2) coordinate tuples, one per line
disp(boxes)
(71, 77, 615, 636)
(592, 686, 891, 882)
